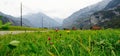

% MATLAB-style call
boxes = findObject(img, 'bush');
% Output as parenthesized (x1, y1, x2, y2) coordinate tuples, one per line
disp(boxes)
(1, 26, 9, 30)
(0, 20, 11, 30)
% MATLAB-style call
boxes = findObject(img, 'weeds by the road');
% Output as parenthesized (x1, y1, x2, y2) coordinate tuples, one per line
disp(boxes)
(0, 29, 120, 56)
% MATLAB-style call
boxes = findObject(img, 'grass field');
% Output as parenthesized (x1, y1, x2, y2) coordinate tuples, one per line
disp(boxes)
(0, 26, 47, 31)
(0, 29, 120, 56)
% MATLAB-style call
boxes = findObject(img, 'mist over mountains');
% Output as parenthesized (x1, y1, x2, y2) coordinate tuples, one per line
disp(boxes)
(0, 12, 61, 28)
(53, 17, 63, 25)
(62, 0, 112, 29)
(23, 12, 61, 28)
(0, 0, 120, 29)
(62, 0, 120, 29)
(0, 12, 33, 27)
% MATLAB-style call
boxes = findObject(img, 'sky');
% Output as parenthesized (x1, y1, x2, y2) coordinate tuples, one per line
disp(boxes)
(0, 0, 102, 19)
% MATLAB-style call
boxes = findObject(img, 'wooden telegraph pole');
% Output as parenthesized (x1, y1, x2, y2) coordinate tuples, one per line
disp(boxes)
(20, 2, 23, 27)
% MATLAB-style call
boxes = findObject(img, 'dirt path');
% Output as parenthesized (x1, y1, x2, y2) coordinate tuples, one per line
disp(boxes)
(0, 31, 37, 35)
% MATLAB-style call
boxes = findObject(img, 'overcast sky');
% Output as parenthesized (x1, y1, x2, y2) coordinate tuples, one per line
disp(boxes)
(0, 0, 102, 19)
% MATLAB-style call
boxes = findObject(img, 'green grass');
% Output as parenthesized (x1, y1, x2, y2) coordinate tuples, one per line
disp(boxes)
(0, 29, 120, 56)
(0, 26, 47, 31)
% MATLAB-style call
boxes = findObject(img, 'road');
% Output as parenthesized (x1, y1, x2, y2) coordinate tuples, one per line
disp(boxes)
(0, 31, 36, 35)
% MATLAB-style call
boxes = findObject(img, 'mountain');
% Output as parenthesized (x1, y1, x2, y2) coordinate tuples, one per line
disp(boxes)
(0, 12, 32, 27)
(53, 17, 63, 26)
(104, 0, 120, 9)
(62, 0, 112, 29)
(23, 12, 60, 28)
(90, 3, 120, 28)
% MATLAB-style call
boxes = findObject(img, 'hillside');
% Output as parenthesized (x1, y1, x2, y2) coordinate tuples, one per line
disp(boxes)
(91, 5, 120, 28)
(0, 12, 33, 27)
(62, 0, 120, 29)
(23, 12, 60, 28)
(104, 0, 120, 9)
(62, 0, 111, 29)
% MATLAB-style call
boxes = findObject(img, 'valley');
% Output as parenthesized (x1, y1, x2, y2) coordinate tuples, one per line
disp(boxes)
(0, 0, 120, 56)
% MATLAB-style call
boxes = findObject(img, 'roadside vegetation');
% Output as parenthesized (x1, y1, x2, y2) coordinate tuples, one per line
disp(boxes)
(0, 29, 120, 56)
(0, 20, 46, 31)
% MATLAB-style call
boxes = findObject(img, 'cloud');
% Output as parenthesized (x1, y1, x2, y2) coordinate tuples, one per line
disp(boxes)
(0, 0, 102, 19)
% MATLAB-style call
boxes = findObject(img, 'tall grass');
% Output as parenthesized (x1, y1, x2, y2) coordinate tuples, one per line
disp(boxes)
(0, 29, 120, 56)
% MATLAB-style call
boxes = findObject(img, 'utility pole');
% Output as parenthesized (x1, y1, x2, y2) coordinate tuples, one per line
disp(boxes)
(20, 2, 22, 27)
